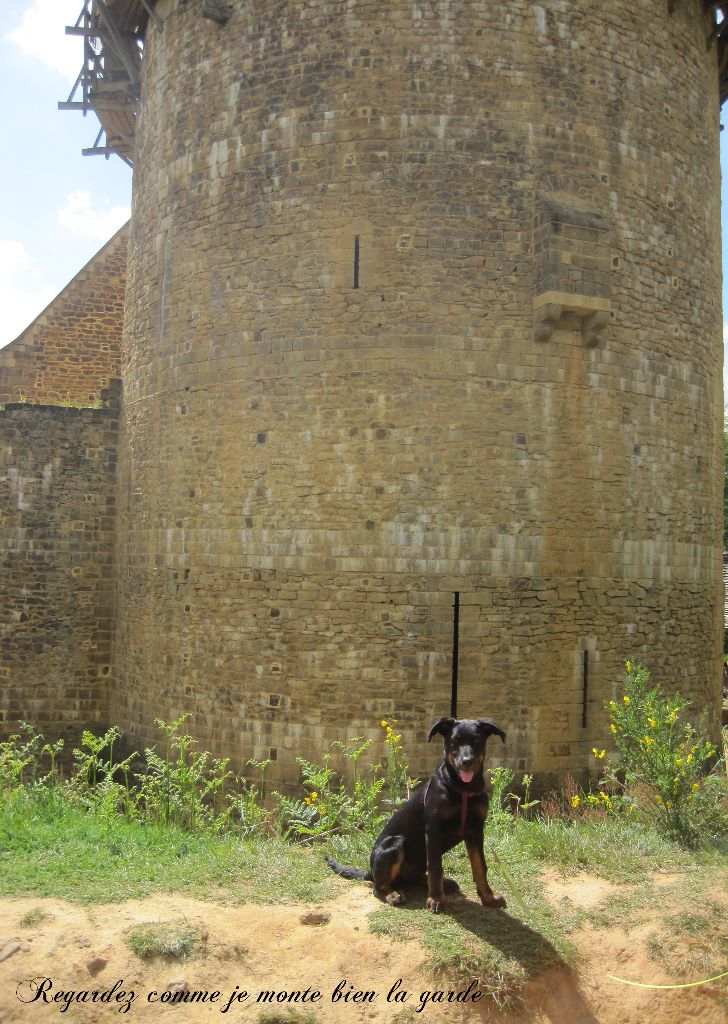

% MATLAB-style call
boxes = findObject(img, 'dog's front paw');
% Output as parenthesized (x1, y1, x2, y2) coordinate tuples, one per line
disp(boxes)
(481, 893, 507, 909)
(385, 890, 405, 906)
(426, 896, 443, 913)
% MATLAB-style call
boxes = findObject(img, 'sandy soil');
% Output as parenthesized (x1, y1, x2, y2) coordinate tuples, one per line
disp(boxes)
(0, 872, 726, 1024)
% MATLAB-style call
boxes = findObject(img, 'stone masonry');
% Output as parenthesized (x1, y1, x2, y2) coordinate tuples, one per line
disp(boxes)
(0, 392, 120, 744)
(112, 0, 724, 788)
(0, 225, 127, 408)
(0, 0, 724, 791)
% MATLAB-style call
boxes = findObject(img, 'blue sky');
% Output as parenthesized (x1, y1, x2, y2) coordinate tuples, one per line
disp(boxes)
(0, 0, 131, 346)
(1, 0, 727, 397)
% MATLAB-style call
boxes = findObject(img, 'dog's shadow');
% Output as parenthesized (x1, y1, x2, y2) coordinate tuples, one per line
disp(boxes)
(387, 890, 599, 1024)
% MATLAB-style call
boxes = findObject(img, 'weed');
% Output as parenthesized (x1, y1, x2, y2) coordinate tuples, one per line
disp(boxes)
(599, 662, 728, 845)
(125, 920, 207, 960)
(19, 907, 48, 928)
(485, 766, 515, 830)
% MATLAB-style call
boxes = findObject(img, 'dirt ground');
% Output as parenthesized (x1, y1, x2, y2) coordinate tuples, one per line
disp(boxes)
(0, 872, 726, 1024)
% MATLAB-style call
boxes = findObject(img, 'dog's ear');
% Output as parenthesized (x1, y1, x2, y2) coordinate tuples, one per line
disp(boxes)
(428, 717, 456, 742)
(476, 718, 506, 744)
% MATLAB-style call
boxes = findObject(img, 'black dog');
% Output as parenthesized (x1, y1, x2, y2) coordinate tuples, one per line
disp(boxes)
(326, 716, 506, 913)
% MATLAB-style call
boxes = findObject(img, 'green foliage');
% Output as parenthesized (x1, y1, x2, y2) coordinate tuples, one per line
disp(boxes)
(138, 715, 235, 832)
(599, 662, 727, 845)
(484, 766, 516, 830)
(275, 738, 386, 840)
(0, 722, 44, 791)
(275, 719, 418, 841)
(125, 921, 206, 960)
(508, 773, 540, 820)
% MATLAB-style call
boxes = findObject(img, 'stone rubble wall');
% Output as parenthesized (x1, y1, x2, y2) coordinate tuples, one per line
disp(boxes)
(0, 390, 120, 748)
(0, 225, 127, 409)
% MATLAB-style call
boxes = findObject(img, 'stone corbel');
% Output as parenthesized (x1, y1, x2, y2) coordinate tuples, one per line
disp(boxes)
(534, 301, 562, 343)
(533, 291, 611, 346)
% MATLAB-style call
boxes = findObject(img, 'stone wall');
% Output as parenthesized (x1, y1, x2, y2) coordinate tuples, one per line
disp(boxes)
(0, 225, 127, 408)
(113, 0, 723, 789)
(0, 390, 119, 748)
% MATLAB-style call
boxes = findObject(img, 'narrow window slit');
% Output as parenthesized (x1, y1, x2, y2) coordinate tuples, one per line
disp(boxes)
(353, 235, 360, 289)
(582, 650, 589, 728)
(450, 592, 460, 718)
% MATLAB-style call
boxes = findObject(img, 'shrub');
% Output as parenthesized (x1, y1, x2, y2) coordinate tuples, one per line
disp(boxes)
(599, 661, 727, 846)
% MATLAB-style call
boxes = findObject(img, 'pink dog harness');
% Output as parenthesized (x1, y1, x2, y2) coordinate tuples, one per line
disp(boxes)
(423, 778, 480, 838)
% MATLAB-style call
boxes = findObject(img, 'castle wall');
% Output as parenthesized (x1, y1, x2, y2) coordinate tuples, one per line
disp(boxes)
(115, 0, 724, 786)
(0, 392, 119, 747)
(0, 225, 127, 408)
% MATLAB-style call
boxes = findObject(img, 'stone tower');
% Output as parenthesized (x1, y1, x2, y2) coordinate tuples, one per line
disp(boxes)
(107, 0, 723, 786)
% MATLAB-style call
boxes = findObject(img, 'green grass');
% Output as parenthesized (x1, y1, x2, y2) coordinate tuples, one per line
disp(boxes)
(125, 920, 207, 960)
(643, 901, 728, 980)
(0, 791, 331, 905)
(2, 785, 726, 1012)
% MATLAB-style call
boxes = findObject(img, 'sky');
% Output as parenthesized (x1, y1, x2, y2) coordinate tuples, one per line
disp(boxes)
(1, 0, 727, 393)
(0, 0, 131, 346)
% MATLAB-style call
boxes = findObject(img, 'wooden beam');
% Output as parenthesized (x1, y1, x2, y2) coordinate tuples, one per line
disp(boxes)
(139, 0, 163, 30)
(94, 0, 141, 88)
(66, 26, 142, 40)
(58, 99, 138, 112)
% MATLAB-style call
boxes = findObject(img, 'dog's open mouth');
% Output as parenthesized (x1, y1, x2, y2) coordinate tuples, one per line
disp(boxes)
(458, 769, 474, 783)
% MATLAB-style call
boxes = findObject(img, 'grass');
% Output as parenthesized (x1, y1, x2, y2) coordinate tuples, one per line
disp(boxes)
(3, 786, 725, 1010)
(125, 920, 207, 961)
(18, 906, 48, 928)
(0, 790, 331, 905)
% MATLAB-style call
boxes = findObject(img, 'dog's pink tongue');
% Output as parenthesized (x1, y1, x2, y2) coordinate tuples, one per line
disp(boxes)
(459, 770, 474, 784)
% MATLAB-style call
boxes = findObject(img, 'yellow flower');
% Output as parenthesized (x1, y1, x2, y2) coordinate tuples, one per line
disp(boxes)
(587, 794, 600, 806)
(675, 758, 683, 766)
(648, 718, 657, 728)
(610, 724, 618, 734)
(310, 791, 318, 801)
(571, 795, 580, 808)
(669, 710, 678, 722)
(626, 661, 633, 673)
(381, 720, 388, 728)
(318, 803, 327, 815)
(592, 748, 606, 759)
(692, 783, 699, 792)
(686, 754, 693, 764)
(623, 695, 631, 705)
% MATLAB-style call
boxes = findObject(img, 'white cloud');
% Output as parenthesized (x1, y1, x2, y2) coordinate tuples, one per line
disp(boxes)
(6, 1, 83, 83)
(58, 190, 130, 242)
(0, 241, 57, 348)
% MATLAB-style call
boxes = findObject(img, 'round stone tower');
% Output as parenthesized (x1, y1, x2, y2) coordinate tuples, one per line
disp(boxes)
(113, 0, 724, 786)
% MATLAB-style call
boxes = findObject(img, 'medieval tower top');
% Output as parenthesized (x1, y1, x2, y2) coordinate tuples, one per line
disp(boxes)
(65, 0, 725, 786)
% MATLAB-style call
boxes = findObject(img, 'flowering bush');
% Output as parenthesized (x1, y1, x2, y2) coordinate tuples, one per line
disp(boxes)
(599, 661, 726, 845)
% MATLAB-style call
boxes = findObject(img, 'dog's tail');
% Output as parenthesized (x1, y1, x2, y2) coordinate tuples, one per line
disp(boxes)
(324, 855, 372, 881)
